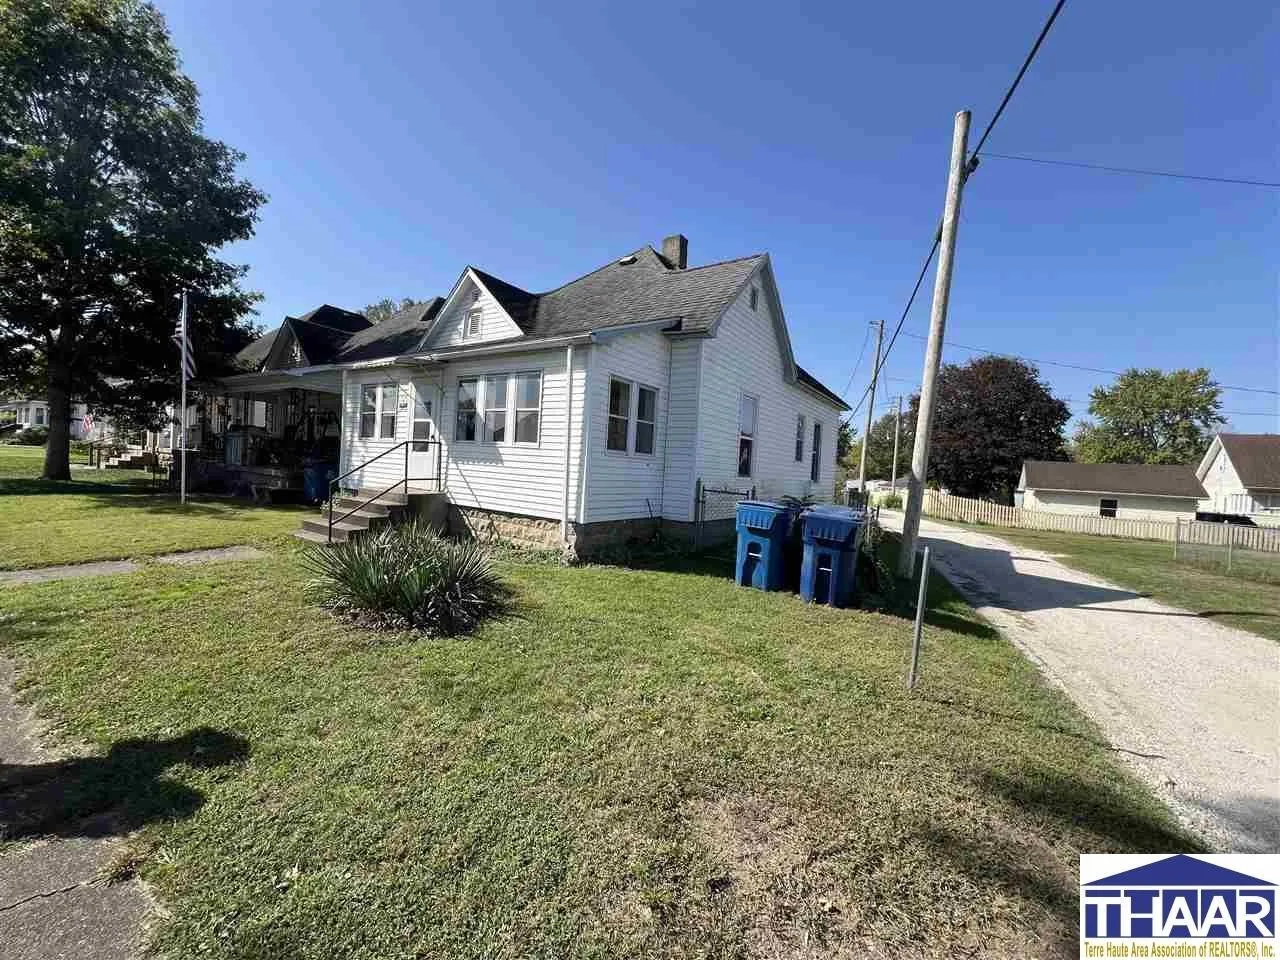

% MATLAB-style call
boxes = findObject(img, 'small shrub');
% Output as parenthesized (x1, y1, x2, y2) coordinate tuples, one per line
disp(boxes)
(303, 518, 508, 636)
(13, 426, 48, 445)
(877, 492, 903, 510)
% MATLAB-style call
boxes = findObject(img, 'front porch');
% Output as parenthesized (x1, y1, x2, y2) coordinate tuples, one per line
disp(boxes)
(178, 369, 344, 500)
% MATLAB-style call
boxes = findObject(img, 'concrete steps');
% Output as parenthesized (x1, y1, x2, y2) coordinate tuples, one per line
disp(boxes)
(291, 488, 416, 545)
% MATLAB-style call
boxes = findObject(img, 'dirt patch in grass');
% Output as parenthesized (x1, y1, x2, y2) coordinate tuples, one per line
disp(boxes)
(688, 795, 867, 959)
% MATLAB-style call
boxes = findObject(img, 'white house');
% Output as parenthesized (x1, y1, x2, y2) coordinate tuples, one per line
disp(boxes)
(1195, 433, 1280, 520)
(207, 235, 849, 552)
(0, 398, 110, 440)
(1016, 460, 1205, 521)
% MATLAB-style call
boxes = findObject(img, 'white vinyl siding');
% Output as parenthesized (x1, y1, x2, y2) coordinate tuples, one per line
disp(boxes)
(695, 272, 842, 502)
(581, 329, 671, 522)
(424, 275, 524, 349)
(659, 340, 702, 522)
(340, 351, 581, 518)
(1021, 488, 1199, 521)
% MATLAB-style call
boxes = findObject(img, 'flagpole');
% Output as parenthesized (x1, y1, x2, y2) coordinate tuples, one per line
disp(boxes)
(180, 291, 187, 505)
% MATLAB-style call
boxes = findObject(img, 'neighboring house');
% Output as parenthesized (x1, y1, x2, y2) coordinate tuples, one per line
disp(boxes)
(208, 234, 849, 550)
(1016, 461, 1205, 521)
(1195, 433, 1280, 519)
(0, 398, 110, 440)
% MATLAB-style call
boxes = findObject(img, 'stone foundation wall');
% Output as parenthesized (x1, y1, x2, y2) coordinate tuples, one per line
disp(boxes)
(449, 505, 562, 549)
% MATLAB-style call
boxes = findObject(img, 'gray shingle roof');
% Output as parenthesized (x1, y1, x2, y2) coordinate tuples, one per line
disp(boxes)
(337, 299, 444, 363)
(472, 246, 765, 338)
(1218, 434, 1280, 490)
(1021, 461, 1206, 499)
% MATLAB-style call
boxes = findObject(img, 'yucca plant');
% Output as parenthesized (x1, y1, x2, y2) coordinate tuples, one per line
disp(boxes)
(302, 518, 507, 635)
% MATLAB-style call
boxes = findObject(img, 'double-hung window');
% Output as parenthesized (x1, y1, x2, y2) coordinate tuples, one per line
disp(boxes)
(634, 386, 656, 455)
(810, 422, 822, 482)
(606, 377, 657, 455)
(34, 407, 44, 426)
(738, 394, 758, 478)
(607, 379, 631, 452)
(454, 371, 542, 445)
(794, 414, 805, 462)
(358, 383, 399, 439)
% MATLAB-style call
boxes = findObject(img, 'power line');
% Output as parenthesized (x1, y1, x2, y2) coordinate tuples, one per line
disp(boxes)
(969, 0, 1068, 160)
(841, 0, 1067, 427)
(898, 331, 1280, 396)
(980, 151, 1280, 188)
(840, 323, 874, 399)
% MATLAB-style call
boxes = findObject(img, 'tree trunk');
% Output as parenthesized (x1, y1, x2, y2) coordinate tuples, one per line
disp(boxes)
(43, 367, 73, 481)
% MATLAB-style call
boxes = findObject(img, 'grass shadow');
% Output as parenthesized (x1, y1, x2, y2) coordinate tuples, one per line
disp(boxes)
(0, 727, 250, 840)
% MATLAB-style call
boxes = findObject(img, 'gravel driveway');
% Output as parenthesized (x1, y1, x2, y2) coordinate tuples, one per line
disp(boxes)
(882, 512, 1280, 853)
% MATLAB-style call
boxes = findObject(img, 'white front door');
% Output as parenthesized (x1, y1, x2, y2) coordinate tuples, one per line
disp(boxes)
(408, 379, 438, 481)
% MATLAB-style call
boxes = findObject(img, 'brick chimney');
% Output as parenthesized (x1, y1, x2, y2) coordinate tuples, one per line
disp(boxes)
(661, 234, 688, 269)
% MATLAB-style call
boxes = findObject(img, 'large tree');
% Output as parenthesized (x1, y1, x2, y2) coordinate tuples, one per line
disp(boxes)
(925, 356, 1070, 502)
(0, 0, 265, 479)
(1072, 368, 1224, 465)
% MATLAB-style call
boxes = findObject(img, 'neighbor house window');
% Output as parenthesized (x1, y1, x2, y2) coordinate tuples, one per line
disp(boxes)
(795, 414, 805, 462)
(34, 407, 44, 425)
(607, 379, 631, 452)
(1099, 498, 1118, 518)
(810, 422, 822, 482)
(738, 394, 758, 477)
(635, 386, 657, 455)
(455, 371, 542, 445)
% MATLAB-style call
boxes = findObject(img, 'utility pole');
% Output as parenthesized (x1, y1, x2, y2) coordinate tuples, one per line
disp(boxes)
(856, 319, 884, 494)
(890, 395, 902, 495)
(898, 110, 971, 576)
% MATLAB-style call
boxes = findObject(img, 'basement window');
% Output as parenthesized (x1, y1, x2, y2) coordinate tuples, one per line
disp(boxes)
(1099, 498, 1118, 519)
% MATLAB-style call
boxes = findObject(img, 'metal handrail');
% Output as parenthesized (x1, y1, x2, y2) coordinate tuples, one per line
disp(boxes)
(327, 439, 442, 542)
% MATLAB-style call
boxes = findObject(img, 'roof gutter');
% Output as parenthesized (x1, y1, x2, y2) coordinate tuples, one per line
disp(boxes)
(1025, 486, 1204, 500)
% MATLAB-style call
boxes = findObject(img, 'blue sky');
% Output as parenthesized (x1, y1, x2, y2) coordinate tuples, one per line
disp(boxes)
(161, 0, 1278, 433)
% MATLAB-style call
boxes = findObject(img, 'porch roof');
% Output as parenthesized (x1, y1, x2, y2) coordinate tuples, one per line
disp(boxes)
(205, 367, 344, 395)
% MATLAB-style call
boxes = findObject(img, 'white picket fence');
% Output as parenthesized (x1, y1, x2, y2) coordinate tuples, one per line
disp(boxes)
(920, 489, 1280, 553)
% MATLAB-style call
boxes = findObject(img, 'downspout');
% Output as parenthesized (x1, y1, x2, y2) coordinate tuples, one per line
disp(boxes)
(576, 344, 594, 526)
(561, 344, 575, 543)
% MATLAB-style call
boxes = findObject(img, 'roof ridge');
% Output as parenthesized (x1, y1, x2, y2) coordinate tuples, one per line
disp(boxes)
(522, 246, 658, 297)
(669, 251, 767, 274)
(294, 316, 368, 336)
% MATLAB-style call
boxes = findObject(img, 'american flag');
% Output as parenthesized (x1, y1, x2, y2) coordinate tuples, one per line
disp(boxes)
(172, 292, 196, 379)
(81, 411, 94, 436)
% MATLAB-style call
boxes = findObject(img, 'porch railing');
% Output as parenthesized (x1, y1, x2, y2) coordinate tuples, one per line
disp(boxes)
(327, 439, 443, 543)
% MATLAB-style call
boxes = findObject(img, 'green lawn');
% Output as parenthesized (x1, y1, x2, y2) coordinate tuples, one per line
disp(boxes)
(0, 444, 306, 569)
(950, 522, 1280, 643)
(0, 530, 1198, 957)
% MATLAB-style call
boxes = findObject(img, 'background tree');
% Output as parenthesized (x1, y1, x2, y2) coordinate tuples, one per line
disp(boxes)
(1072, 368, 1224, 465)
(841, 406, 915, 484)
(925, 356, 1070, 502)
(0, 0, 265, 479)
(363, 297, 418, 324)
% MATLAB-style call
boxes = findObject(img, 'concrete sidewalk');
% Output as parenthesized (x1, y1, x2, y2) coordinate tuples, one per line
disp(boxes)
(0, 659, 152, 959)
(883, 512, 1280, 853)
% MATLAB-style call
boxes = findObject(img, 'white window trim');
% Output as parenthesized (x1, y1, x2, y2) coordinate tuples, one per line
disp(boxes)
(605, 376, 659, 457)
(453, 370, 543, 447)
(738, 392, 759, 478)
(810, 421, 822, 483)
(357, 381, 399, 441)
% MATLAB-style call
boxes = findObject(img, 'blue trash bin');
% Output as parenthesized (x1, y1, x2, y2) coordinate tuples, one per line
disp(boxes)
(799, 506, 865, 607)
(734, 501, 791, 591)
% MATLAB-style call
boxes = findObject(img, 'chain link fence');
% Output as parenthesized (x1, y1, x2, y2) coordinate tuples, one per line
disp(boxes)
(1173, 520, 1280, 584)
(694, 480, 755, 548)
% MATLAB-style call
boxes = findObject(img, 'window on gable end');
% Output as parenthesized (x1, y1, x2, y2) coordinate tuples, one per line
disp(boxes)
(749, 285, 759, 311)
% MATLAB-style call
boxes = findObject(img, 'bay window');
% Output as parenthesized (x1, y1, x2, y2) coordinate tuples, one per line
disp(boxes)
(607, 379, 630, 452)
(606, 377, 658, 455)
(359, 382, 399, 440)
